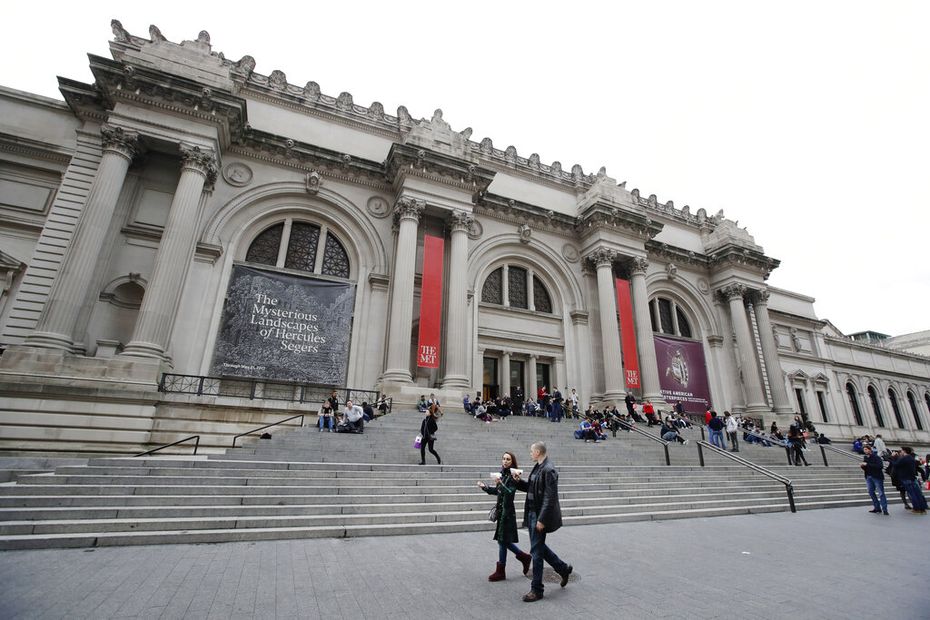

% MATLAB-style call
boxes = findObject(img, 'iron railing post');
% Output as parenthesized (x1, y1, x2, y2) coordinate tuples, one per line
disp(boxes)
(786, 483, 797, 513)
(664, 444, 671, 466)
(197, 376, 205, 396)
(700, 426, 705, 441)
(697, 443, 705, 467)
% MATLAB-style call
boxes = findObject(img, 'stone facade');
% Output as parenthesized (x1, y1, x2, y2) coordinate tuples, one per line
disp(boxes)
(0, 23, 928, 452)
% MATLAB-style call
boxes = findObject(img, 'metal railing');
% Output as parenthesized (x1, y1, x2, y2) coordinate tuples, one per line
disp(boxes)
(232, 414, 305, 447)
(743, 429, 794, 465)
(159, 373, 389, 414)
(695, 440, 797, 512)
(617, 420, 672, 466)
(818, 443, 862, 467)
(135, 435, 200, 457)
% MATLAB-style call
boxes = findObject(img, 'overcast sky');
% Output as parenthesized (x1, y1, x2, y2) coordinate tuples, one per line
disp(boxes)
(3, 1, 927, 336)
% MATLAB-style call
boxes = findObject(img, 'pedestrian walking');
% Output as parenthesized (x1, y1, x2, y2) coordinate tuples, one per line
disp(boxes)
(418, 407, 441, 465)
(477, 452, 532, 581)
(893, 447, 928, 515)
(512, 442, 573, 602)
(860, 445, 888, 515)
(724, 411, 739, 452)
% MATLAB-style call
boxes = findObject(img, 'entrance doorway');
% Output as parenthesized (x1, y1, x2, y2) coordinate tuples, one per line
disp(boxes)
(483, 357, 499, 401)
(536, 362, 550, 396)
(509, 360, 524, 400)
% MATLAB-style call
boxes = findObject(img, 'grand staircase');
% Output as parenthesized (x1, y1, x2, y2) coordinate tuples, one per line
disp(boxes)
(0, 410, 885, 549)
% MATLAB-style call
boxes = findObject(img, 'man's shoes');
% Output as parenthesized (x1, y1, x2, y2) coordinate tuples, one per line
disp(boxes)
(522, 591, 543, 603)
(683, 439, 689, 445)
(559, 565, 573, 587)
(869, 509, 881, 513)
(882, 511, 889, 515)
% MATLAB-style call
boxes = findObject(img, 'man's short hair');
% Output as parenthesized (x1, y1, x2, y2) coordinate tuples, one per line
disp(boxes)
(531, 441, 547, 455)
(901, 446, 914, 455)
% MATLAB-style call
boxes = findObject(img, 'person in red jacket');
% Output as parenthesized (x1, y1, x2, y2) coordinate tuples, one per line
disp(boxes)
(643, 400, 658, 426)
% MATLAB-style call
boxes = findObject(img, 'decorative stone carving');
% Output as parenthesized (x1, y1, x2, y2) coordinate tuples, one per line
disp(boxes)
(268, 70, 287, 90)
(571, 164, 584, 184)
(179, 144, 217, 186)
(235, 55, 256, 78)
(305, 170, 322, 194)
(336, 92, 353, 110)
(717, 283, 747, 301)
(467, 218, 483, 240)
(449, 210, 474, 234)
(369, 102, 384, 120)
(586, 247, 616, 268)
(551, 161, 562, 175)
(111, 19, 130, 43)
(561, 244, 580, 264)
(222, 162, 253, 187)
(366, 196, 390, 218)
(100, 124, 140, 160)
(149, 25, 167, 42)
(528, 153, 541, 170)
(397, 106, 412, 125)
(629, 257, 649, 275)
(429, 109, 450, 130)
(196, 30, 210, 45)
(302, 81, 321, 101)
(505, 146, 517, 164)
(393, 196, 424, 222)
(698, 278, 710, 294)
(665, 263, 678, 279)
(756, 288, 771, 304)
(479, 138, 493, 154)
(518, 223, 532, 244)
(461, 127, 473, 140)
(790, 328, 802, 352)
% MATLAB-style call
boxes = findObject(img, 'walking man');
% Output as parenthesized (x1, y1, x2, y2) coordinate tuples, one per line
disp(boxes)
(512, 442, 572, 602)
(724, 411, 739, 452)
(860, 445, 888, 515)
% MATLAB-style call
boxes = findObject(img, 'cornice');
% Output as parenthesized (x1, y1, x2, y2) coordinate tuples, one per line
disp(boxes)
(707, 244, 780, 280)
(0, 135, 73, 167)
(577, 202, 663, 241)
(385, 143, 496, 196)
(475, 193, 577, 235)
(645, 240, 710, 268)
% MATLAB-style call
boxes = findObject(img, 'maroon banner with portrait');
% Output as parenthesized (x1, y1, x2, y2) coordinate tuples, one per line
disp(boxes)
(416, 235, 444, 368)
(654, 334, 712, 413)
(615, 278, 641, 389)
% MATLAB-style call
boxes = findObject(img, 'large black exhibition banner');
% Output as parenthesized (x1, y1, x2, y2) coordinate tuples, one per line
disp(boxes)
(211, 265, 356, 384)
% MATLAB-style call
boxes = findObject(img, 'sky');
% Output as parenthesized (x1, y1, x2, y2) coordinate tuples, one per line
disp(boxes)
(2, 1, 928, 336)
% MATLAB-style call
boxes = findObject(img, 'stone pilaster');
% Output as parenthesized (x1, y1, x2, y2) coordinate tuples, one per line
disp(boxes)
(441, 210, 471, 390)
(629, 257, 664, 405)
(588, 248, 625, 402)
(122, 144, 216, 361)
(528, 354, 538, 399)
(718, 284, 768, 413)
(501, 350, 511, 398)
(26, 125, 140, 351)
(753, 289, 793, 414)
(382, 197, 424, 384)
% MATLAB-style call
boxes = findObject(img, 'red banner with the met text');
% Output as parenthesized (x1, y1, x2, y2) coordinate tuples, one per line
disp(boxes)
(615, 278, 641, 389)
(416, 235, 444, 368)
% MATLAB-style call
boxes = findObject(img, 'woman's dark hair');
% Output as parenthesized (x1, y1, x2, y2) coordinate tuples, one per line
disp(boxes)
(503, 451, 518, 469)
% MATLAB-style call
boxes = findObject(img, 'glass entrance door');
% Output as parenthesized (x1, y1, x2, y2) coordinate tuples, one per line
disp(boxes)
(536, 362, 550, 396)
(483, 357, 499, 401)
(509, 360, 525, 400)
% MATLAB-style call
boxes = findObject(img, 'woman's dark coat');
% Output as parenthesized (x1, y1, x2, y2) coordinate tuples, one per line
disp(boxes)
(420, 414, 438, 440)
(481, 469, 519, 544)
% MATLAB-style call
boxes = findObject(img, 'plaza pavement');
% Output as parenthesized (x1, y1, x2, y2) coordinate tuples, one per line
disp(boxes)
(0, 505, 926, 619)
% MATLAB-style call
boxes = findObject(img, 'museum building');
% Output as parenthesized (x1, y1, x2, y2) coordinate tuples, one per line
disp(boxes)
(0, 22, 928, 452)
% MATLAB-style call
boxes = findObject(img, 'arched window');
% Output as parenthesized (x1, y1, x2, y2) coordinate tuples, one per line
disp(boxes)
(244, 219, 351, 279)
(846, 383, 863, 426)
(906, 391, 924, 431)
(867, 386, 885, 428)
(480, 265, 554, 314)
(649, 296, 695, 339)
(888, 389, 905, 429)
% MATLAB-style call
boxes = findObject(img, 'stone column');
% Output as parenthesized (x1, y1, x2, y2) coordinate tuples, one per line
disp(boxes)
(501, 350, 511, 398)
(441, 210, 471, 390)
(528, 354, 538, 399)
(122, 145, 216, 361)
(719, 284, 767, 413)
(753, 289, 793, 414)
(26, 125, 140, 351)
(589, 248, 625, 402)
(629, 258, 664, 404)
(382, 198, 423, 384)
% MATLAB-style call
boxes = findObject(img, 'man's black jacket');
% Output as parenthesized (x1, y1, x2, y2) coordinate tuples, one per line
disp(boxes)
(514, 457, 563, 533)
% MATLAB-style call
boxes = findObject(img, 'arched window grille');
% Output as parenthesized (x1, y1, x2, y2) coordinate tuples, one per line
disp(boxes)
(481, 268, 503, 305)
(480, 265, 554, 315)
(244, 219, 351, 279)
(245, 223, 284, 266)
(867, 386, 885, 428)
(649, 296, 695, 339)
(846, 383, 864, 426)
(906, 391, 924, 431)
(888, 389, 905, 429)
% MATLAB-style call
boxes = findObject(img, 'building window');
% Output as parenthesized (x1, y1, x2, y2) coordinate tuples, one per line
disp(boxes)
(244, 219, 351, 279)
(846, 383, 863, 426)
(867, 385, 885, 428)
(481, 268, 503, 305)
(508, 266, 528, 309)
(888, 389, 905, 429)
(649, 297, 695, 338)
(816, 391, 829, 423)
(794, 388, 808, 417)
(533, 275, 552, 314)
(906, 391, 924, 431)
(657, 298, 673, 333)
(676, 307, 692, 338)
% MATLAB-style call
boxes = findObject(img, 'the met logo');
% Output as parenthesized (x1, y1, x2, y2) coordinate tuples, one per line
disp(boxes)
(418, 345, 438, 366)
(626, 369, 640, 385)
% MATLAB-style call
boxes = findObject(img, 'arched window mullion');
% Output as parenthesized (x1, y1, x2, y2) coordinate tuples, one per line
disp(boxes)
(313, 225, 329, 274)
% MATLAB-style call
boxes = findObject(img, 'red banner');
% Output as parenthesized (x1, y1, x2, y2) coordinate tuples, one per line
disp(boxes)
(416, 235, 444, 368)
(615, 278, 641, 389)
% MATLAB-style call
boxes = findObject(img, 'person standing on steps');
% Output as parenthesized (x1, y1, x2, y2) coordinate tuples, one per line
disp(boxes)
(418, 407, 441, 465)
(477, 451, 532, 582)
(724, 411, 739, 452)
(512, 442, 572, 603)
(860, 444, 889, 515)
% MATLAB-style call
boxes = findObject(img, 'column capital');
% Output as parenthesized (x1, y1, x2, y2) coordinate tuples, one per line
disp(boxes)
(753, 288, 771, 305)
(449, 209, 474, 234)
(393, 196, 425, 223)
(179, 144, 218, 186)
(629, 256, 649, 275)
(100, 124, 141, 161)
(585, 247, 616, 269)
(716, 283, 747, 302)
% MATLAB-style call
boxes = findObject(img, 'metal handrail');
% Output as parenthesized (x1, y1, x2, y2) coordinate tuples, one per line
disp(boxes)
(818, 443, 862, 467)
(617, 420, 672, 466)
(232, 414, 305, 447)
(135, 435, 200, 457)
(696, 440, 796, 513)
(743, 429, 794, 465)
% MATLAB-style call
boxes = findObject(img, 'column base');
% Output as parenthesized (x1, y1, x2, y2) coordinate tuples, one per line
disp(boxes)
(120, 340, 172, 363)
(380, 368, 413, 385)
(22, 331, 76, 353)
(440, 374, 470, 391)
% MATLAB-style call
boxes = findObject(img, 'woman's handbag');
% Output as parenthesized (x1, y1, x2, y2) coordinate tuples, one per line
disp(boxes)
(414, 434, 422, 449)
(488, 504, 500, 522)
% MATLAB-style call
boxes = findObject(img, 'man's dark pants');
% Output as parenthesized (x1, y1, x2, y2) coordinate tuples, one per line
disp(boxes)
(526, 510, 569, 594)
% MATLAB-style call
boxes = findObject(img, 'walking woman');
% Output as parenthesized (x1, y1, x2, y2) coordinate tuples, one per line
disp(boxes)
(418, 407, 441, 465)
(477, 451, 532, 581)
